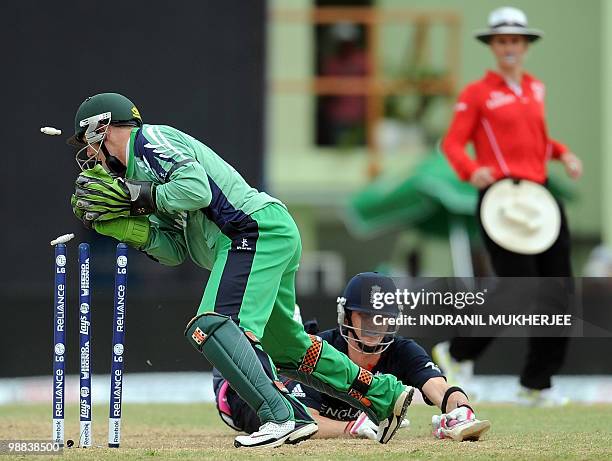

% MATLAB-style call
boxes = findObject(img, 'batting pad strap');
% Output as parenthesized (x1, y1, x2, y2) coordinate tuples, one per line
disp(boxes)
(348, 367, 374, 403)
(441, 386, 469, 414)
(298, 334, 323, 374)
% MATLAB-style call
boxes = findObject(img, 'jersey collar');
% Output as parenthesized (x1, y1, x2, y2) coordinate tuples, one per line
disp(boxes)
(485, 70, 508, 86)
(126, 127, 139, 179)
(485, 70, 535, 88)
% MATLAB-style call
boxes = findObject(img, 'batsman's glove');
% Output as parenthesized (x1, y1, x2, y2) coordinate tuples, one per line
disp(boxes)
(345, 412, 409, 440)
(432, 405, 491, 441)
(72, 164, 156, 222)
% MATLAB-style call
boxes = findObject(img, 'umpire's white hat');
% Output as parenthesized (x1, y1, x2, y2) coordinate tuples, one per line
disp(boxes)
(480, 179, 561, 255)
(474, 7, 543, 44)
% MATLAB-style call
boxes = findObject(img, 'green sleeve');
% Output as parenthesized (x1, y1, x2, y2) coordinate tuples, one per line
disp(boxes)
(155, 162, 212, 214)
(140, 214, 188, 266)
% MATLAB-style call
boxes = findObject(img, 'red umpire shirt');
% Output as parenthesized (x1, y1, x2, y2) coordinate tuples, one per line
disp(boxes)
(442, 70, 567, 184)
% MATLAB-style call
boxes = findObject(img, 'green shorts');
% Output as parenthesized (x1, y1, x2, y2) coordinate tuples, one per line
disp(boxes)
(197, 203, 311, 362)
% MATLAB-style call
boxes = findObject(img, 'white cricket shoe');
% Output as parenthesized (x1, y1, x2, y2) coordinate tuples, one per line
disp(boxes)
(432, 341, 474, 386)
(516, 386, 570, 407)
(234, 420, 317, 448)
(377, 386, 414, 444)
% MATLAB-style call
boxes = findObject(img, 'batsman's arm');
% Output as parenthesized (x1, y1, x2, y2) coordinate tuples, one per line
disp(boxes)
(421, 377, 470, 412)
(139, 214, 188, 266)
(308, 409, 354, 439)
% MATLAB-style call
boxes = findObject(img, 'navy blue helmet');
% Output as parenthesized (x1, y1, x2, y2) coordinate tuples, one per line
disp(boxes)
(336, 272, 403, 354)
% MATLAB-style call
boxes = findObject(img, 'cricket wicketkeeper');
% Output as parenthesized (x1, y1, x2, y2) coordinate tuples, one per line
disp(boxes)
(68, 93, 413, 448)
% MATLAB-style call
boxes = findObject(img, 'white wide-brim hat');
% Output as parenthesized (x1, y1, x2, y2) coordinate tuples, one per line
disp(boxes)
(480, 179, 561, 255)
(474, 6, 543, 44)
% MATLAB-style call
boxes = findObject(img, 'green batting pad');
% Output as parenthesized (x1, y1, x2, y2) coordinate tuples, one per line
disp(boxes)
(185, 313, 292, 424)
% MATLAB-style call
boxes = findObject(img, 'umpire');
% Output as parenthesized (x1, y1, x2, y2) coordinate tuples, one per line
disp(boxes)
(438, 7, 582, 405)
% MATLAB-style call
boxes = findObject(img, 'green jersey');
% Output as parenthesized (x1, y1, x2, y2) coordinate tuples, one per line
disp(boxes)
(126, 124, 282, 269)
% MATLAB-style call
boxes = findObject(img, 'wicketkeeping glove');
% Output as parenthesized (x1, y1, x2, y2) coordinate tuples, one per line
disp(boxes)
(73, 164, 156, 221)
(71, 192, 89, 226)
(92, 216, 151, 249)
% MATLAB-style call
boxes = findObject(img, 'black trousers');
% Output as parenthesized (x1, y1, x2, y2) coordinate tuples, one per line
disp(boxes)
(449, 187, 572, 390)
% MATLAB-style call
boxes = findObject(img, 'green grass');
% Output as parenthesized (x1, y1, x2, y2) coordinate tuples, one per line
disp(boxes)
(1, 403, 611, 460)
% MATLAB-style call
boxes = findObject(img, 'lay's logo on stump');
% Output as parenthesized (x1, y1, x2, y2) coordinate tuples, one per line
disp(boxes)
(192, 327, 207, 345)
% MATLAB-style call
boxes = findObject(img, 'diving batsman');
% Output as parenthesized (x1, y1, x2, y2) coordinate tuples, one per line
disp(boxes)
(215, 273, 491, 442)
(68, 93, 413, 448)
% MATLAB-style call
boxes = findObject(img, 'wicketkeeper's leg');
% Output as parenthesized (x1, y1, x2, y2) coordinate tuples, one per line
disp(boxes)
(260, 251, 410, 428)
(188, 206, 316, 431)
(185, 312, 293, 424)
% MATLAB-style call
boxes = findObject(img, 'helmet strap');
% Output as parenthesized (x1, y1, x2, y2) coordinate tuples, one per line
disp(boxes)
(101, 143, 127, 176)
